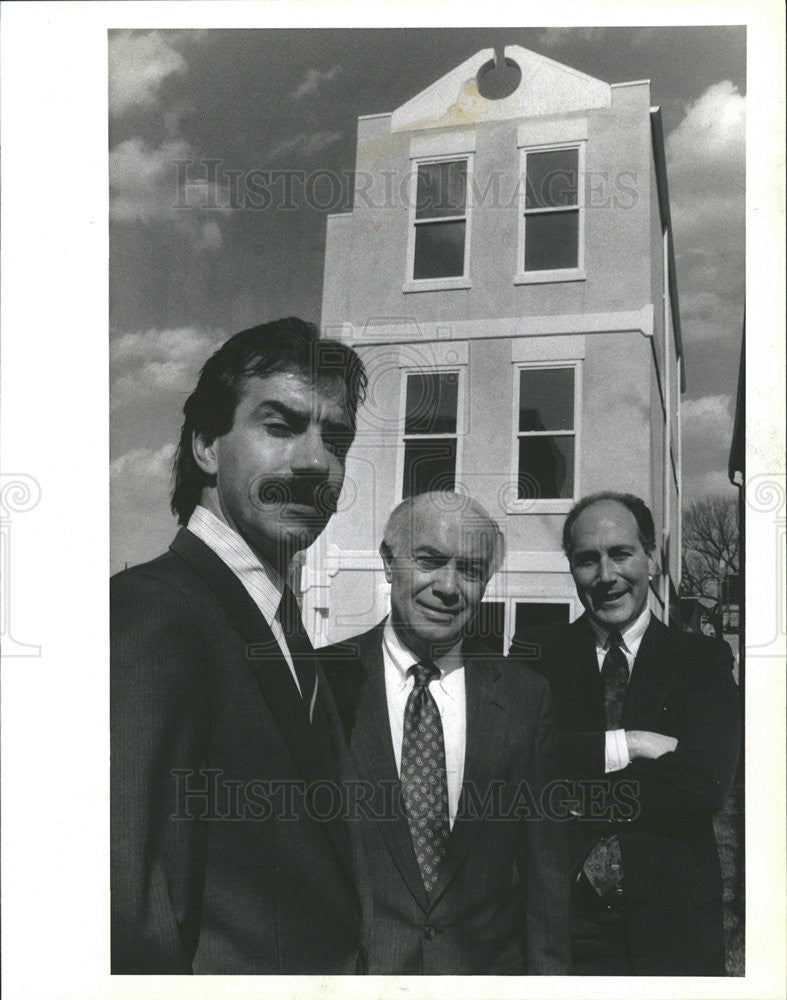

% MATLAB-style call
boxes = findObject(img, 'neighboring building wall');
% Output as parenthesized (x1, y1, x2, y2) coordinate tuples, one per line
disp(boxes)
(305, 45, 683, 646)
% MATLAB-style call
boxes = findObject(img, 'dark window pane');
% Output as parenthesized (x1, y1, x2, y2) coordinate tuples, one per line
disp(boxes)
(514, 602, 571, 632)
(414, 220, 466, 279)
(519, 368, 574, 431)
(517, 435, 574, 499)
(402, 439, 456, 498)
(416, 160, 467, 219)
(467, 601, 505, 654)
(405, 372, 458, 434)
(524, 211, 579, 271)
(525, 148, 578, 209)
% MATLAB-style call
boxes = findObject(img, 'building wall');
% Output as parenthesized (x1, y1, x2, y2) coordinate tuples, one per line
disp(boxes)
(308, 51, 681, 646)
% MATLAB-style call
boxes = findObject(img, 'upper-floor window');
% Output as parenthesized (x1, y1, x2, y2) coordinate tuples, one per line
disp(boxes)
(517, 144, 585, 283)
(400, 370, 461, 497)
(408, 158, 469, 285)
(516, 365, 577, 501)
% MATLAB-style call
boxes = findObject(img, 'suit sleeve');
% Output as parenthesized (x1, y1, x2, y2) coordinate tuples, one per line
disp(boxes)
(625, 638, 741, 820)
(111, 570, 212, 973)
(521, 677, 571, 974)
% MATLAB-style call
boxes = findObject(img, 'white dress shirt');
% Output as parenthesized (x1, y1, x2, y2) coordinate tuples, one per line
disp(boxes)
(382, 618, 466, 829)
(187, 505, 302, 695)
(588, 604, 652, 773)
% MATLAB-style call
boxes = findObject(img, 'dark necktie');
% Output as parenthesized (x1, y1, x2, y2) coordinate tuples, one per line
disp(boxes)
(400, 660, 449, 893)
(583, 630, 628, 895)
(601, 630, 629, 729)
(276, 585, 317, 714)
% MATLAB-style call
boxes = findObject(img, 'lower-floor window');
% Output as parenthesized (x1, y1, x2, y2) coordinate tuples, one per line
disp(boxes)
(468, 600, 572, 653)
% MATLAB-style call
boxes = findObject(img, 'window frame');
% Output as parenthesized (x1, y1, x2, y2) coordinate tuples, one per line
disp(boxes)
(476, 597, 579, 653)
(395, 366, 465, 503)
(404, 154, 473, 293)
(515, 141, 586, 285)
(507, 360, 582, 514)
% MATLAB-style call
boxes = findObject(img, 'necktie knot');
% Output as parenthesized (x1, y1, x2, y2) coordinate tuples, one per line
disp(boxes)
(607, 630, 624, 651)
(410, 660, 440, 691)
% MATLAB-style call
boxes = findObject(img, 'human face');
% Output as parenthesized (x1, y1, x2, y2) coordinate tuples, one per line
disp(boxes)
(382, 504, 494, 658)
(568, 499, 653, 632)
(194, 371, 353, 572)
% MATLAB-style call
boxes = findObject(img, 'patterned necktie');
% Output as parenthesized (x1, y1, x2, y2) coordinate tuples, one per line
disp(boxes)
(601, 630, 629, 729)
(400, 660, 449, 893)
(582, 630, 629, 895)
(277, 585, 317, 714)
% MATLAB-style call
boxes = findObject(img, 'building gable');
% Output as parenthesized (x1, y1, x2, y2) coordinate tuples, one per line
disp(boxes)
(391, 45, 611, 133)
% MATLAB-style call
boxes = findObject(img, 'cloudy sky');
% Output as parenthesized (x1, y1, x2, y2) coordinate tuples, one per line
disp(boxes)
(109, 25, 747, 571)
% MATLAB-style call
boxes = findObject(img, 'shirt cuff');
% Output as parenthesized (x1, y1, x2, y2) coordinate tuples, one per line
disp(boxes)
(605, 729, 630, 773)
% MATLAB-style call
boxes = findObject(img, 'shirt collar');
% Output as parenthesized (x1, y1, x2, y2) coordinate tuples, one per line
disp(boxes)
(589, 603, 652, 656)
(382, 617, 463, 690)
(186, 504, 284, 625)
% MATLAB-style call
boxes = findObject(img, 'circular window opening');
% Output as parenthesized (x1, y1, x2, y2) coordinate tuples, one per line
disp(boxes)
(476, 57, 522, 100)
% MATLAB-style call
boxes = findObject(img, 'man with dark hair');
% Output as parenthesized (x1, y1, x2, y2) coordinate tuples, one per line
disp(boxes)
(509, 491, 741, 975)
(321, 491, 570, 975)
(111, 317, 368, 974)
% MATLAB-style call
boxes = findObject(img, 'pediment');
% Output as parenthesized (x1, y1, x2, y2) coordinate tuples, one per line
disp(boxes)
(391, 45, 611, 132)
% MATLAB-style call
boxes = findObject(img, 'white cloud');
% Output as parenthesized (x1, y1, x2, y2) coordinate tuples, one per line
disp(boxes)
(111, 326, 226, 410)
(111, 325, 223, 364)
(195, 219, 223, 250)
(109, 137, 229, 248)
(667, 82, 745, 184)
(268, 130, 344, 160)
(289, 65, 343, 101)
(681, 394, 733, 439)
(109, 137, 192, 223)
(111, 443, 174, 485)
(109, 31, 187, 117)
(531, 28, 610, 51)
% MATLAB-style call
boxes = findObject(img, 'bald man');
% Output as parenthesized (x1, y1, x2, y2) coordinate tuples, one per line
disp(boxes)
(321, 491, 569, 975)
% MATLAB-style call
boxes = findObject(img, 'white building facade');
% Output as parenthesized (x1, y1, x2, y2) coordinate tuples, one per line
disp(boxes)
(302, 45, 683, 650)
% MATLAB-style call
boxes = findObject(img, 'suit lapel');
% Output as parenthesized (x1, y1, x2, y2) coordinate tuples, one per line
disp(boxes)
(623, 614, 672, 727)
(170, 529, 353, 875)
(350, 628, 430, 912)
(429, 652, 507, 910)
(565, 616, 606, 728)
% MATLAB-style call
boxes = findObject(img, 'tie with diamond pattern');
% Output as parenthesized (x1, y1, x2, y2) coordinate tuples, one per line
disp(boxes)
(583, 630, 629, 894)
(400, 660, 449, 893)
(601, 630, 629, 730)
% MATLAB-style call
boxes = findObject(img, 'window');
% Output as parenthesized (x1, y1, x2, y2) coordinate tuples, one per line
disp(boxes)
(514, 602, 571, 631)
(411, 159, 468, 281)
(516, 366, 577, 501)
(401, 371, 459, 497)
(468, 600, 573, 654)
(518, 145, 584, 280)
(467, 601, 505, 654)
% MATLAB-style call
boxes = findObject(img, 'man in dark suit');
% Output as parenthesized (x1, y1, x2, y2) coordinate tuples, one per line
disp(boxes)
(321, 491, 570, 975)
(509, 492, 741, 975)
(111, 317, 368, 973)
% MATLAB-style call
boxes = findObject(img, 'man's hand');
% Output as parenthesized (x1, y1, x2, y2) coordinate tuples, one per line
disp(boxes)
(626, 730, 678, 759)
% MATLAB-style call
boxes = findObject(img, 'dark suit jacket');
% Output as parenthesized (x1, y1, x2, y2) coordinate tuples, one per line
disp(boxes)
(321, 625, 570, 975)
(111, 529, 362, 974)
(509, 613, 741, 975)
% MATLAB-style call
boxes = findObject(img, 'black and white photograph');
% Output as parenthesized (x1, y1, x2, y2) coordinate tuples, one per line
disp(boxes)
(1, 3, 784, 1000)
